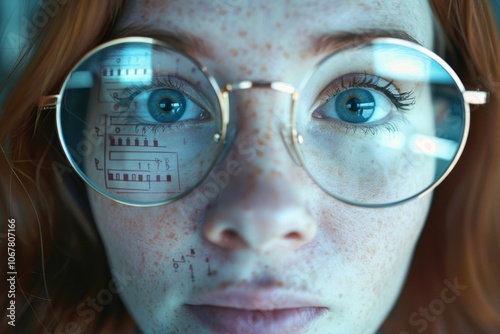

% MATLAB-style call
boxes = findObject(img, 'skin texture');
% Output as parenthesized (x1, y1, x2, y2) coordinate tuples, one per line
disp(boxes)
(85, 0, 435, 333)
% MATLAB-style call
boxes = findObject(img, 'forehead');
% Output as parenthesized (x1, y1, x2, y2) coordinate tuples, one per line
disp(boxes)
(116, 0, 434, 81)
(119, 0, 434, 45)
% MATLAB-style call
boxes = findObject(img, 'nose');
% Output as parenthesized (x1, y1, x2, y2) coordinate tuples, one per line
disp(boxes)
(202, 89, 318, 253)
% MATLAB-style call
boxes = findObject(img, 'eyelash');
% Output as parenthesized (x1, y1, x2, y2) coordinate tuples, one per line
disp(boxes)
(114, 75, 187, 108)
(325, 73, 415, 110)
(322, 73, 415, 134)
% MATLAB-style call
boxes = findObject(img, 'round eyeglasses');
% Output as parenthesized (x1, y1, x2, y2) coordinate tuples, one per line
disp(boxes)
(40, 37, 488, 207)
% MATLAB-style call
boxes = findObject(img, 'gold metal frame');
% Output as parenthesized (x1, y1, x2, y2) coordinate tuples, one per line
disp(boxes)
(40, 37, 488, 207)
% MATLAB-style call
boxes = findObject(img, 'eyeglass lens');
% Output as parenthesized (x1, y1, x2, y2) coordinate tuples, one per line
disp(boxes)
(295, 40, 465, 206)
(59, 42, 225, 205)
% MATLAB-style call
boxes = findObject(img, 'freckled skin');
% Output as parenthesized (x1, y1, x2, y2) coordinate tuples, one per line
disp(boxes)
(88, 0, 435, 333)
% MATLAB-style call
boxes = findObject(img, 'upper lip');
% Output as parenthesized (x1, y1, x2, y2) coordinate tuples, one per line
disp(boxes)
(186, 287, 328, 310)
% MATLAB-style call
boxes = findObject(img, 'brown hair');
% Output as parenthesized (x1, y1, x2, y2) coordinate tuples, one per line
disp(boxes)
(1, 0, 499, 333)
(0, 1, 133, 333)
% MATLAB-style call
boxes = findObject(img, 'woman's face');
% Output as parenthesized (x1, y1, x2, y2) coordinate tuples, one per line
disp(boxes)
(87, 0, 435, 333)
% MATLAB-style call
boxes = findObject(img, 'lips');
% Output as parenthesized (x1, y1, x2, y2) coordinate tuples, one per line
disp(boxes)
(185, 289, 329, 333)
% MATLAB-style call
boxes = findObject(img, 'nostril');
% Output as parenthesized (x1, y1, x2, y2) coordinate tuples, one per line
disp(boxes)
(216, 229, 249, 249)
(285, 231, 301, 240)
(221, 229, 239, 241)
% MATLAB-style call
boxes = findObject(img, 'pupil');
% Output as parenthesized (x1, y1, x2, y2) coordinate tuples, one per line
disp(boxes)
(346, 98, 361, 113)
(159, 98, 179, 113)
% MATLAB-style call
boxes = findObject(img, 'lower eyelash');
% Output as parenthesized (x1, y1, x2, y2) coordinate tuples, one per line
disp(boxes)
(337, 114, 409, 135)
(130, 122, 187, 134)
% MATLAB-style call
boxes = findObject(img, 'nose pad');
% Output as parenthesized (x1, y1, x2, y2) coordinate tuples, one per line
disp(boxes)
(279, 123, 302, 166)
(216, 100, 238, 165)
(217, 113, 300, 167)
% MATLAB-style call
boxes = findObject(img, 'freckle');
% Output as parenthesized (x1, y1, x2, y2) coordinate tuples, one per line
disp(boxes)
(219, 281, 232, 290)
(238, 30, 248, 37)
(230, 48, 239, 57)
(246, 11, 252, 17)
(283, 52, 290, 59)
(167, 232, 176, 239)
(263, 131, 272, 141)
(271, 169, 283, 177)
(154, 262, 158, 266)
(299, 52, 307, 60)
(276, 22, 282, 28)
(265, 43, 272, 50)
(251, 43, 258, 50)
(260, 65, 268, 73)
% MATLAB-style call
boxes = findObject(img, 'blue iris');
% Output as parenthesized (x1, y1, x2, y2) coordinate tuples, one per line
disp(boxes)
(334, 88, 375, 123)
(147, 89, 186, 123)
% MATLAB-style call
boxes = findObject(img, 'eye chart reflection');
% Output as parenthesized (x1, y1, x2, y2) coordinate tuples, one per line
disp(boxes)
(93, 50, 182, 196)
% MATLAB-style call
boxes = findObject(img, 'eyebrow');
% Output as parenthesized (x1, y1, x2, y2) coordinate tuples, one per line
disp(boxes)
(110, 26, 421, 59)
(110, 25, 212, 58)
(312, 29, 422, 55)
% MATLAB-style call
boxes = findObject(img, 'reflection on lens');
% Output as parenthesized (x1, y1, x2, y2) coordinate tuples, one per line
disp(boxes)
(294, 39, 466, 206)
(57, 38, 224, 206)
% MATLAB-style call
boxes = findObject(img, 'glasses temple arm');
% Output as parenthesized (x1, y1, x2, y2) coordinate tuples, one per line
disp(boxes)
(38, 95, 59, 111)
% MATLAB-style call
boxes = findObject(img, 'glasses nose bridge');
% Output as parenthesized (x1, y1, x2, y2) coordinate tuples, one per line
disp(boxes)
(221, 80, 302, 166)
(223, 80, 296, 95)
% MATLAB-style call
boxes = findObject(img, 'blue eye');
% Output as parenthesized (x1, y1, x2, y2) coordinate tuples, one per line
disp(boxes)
(123, 81, 212, 125)
(316, 88, 392, 124)
(148, 89, 186, 123)
(335, 89, 375, 123)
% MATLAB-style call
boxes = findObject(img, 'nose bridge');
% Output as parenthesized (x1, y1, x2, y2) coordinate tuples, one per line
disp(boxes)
(202, 81, 317, 252)
(211, 80, 307, 212)
(222, 80, 301, 166)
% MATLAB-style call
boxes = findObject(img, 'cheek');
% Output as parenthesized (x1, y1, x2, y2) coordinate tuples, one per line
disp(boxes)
(86, 189, 203, 277)
(312, 191, 431, 290)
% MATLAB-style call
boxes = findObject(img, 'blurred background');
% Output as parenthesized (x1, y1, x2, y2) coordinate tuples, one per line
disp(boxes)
(0, 0, 31, 103)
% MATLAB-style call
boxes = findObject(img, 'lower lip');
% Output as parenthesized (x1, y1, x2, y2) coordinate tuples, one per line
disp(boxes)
(185, 305, 328, 333)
